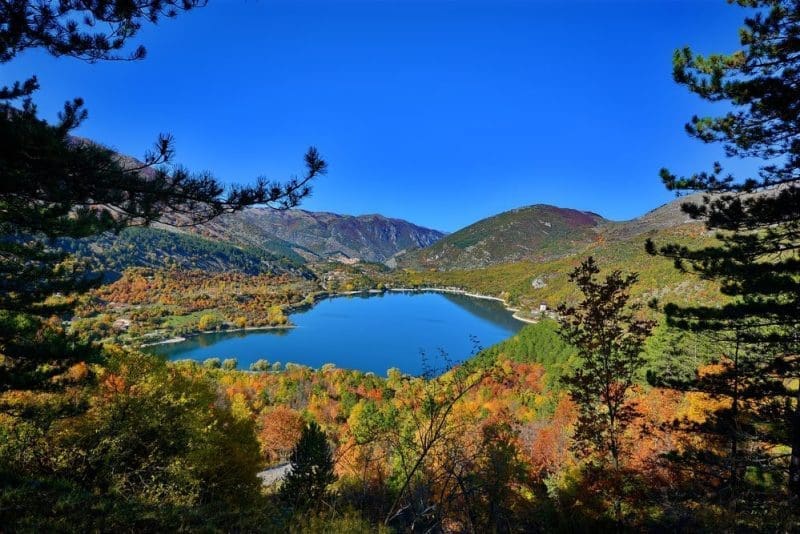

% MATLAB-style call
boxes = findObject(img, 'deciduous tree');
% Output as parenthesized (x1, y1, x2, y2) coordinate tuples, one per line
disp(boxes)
(258, 405, 305, 464)
(558, 257, 654, 526)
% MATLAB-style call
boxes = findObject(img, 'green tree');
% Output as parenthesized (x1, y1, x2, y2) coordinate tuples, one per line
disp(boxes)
(646, 0, 800, 502)
(643, 323, 715, 386)
(222, 358, 238, 371)
(558, 257, 654, 527)
(0, 349, 263, 529)
(1, 1, 202, 62)
(203, 358, 222, 370)
(279, 421, 336, 509)
(250, 359, 271, 372)
(0, 1, 326, 395)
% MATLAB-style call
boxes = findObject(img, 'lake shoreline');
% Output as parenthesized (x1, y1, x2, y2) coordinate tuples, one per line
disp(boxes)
(386, 287, 540, 324)
(140, 324, 295, 348)
(144, 288, 530, 375)
(141, 286, 536, 349)
(301, 286, 539, 325)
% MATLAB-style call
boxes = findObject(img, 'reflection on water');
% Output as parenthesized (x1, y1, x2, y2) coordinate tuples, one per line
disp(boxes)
(437, 292, 524, 333)
(148, 291, 524, 376)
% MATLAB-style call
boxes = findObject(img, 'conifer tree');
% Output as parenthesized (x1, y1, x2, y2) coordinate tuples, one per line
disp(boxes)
(0, 1, 327, 393)
(646, 0, 800, 501)
(279, 421, 337, 509)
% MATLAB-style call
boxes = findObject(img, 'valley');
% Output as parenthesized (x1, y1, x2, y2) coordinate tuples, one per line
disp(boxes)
(4, 2, 797, 530)
(70, 192, 720, 358)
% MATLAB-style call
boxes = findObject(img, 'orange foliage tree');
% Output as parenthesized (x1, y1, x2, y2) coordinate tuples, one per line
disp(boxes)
(258, 405, 305, 464)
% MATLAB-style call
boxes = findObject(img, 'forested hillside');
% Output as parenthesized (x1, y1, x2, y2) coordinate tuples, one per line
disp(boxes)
(2, 0, 798, 532)
(397, 222, 718, 317)
(60, 226, 307, 276)
(398, 204, 606, 270)
(60, 205, 444, 274)
(397, 194, 705, 272)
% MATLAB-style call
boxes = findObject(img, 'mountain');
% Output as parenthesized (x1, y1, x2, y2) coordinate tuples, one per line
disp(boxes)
(392, 194, 721, 322)
(62, 138, 445, 271)
(65, 137, 705, 276)
(400, 222, 714, 311)
(397, 196, 706, 271)
(192, 208, 446, 264)
(397, 205, 607, 270)
(63, 208, 444, 277)
(601, 193, 704, 241)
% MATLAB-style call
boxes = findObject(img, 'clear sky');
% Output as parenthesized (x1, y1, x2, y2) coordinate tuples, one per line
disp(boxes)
(3, 0, 754, 232)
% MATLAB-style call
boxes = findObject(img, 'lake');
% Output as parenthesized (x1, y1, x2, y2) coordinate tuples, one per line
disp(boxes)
(148, 291, 526, 375)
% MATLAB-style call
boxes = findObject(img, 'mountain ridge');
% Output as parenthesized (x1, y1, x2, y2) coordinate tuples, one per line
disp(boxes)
(195, 207, 446, 264)
(395, 195, 704, 271)
(69, 137, 707, 274)
(396, 204, 607, 270)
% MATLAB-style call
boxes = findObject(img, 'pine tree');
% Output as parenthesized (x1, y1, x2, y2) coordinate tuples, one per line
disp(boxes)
(0, 1, 327, 394)
(558, 257, 654, 527)
(646, 0, 800, 502)
(1, 1, 203, 63)
(279, 421, 337, 509)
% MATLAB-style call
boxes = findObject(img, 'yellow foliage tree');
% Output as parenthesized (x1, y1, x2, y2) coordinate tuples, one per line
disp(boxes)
(267, 305, 287, 326)
(198, 314, 219, 331)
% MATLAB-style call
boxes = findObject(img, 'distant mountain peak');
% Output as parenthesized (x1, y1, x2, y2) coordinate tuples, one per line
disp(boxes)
(398, 203, 606, 270)
(200, 208, 446, 264)
(395, 196, 712, 272)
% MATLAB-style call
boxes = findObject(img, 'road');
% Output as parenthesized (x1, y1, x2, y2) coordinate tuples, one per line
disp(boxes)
(257, 463, 291, 486)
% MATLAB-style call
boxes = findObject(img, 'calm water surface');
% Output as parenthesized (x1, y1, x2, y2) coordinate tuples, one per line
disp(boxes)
(149, 291, 525, 376)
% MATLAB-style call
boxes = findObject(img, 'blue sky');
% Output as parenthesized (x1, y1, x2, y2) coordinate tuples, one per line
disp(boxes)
(4, 0, 753, 231)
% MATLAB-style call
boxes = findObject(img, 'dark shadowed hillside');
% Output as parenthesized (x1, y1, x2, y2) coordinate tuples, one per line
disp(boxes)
(60, 227, 309, 278)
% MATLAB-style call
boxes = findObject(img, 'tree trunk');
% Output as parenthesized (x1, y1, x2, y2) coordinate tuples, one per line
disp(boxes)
(609, 416, 623, 530)
(729, 341, 740, 510)
(789, 385, 800, 501)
